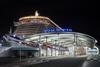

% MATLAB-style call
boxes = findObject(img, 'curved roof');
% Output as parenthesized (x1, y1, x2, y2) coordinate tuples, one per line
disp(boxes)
(25, 32, 97, 47)
(19, 16, 50, 21)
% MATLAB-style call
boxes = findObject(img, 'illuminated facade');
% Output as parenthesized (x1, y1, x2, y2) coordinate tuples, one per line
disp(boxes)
(14, 11, 62, 35)
(0, 11, 99, 57)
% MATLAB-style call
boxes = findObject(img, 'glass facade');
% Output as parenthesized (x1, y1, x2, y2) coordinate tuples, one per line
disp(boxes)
(24, 33, 98, 57)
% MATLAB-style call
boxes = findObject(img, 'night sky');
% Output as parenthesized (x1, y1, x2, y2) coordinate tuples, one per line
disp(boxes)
(0, 0, 99, 45)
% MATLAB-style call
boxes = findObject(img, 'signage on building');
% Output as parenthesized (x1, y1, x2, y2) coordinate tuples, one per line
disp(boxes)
(44, 28, 72, 33)
(87, 47, 99, 55)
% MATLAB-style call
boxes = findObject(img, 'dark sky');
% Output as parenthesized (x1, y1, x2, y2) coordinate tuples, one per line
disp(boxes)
(0, 0, 99, 45)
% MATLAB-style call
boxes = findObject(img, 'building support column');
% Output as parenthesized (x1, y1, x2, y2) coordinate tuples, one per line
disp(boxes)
(45, 36, 48, 57)
(51, 48, 53, 56)
(38, 35, 41, 57)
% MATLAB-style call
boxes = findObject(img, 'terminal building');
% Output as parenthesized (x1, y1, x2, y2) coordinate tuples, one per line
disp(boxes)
(0, 11, 99, 57)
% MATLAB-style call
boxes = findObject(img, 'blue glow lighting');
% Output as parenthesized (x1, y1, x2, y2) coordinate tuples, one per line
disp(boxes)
(44, 28, 73, 33)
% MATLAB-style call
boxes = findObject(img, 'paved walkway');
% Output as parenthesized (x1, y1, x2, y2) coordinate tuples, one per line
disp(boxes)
(0, 55, 87, 67)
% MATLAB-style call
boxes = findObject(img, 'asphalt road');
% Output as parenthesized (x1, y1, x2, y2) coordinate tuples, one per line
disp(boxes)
(82, 60, 100, 67)
(30, 57, 86, 67)
(0, 57, 100, 67)
(30, 57, 100, 67)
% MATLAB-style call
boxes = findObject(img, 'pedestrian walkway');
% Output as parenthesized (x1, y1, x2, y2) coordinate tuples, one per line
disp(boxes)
(40, 55, 67, 60)
(0, 55, 87, 67)
(0, 56, 68, 67)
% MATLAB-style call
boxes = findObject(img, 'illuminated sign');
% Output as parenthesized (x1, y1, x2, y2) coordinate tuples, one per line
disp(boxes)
(87, 47, 99, 55)
(44, 28, 72, 33)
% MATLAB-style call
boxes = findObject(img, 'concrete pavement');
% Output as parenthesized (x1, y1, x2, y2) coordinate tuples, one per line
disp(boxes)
(2, 55, 98, 67)
(0, 56, 69, 67)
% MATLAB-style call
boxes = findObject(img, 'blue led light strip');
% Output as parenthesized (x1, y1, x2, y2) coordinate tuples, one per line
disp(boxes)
(44, 28, 73, 33)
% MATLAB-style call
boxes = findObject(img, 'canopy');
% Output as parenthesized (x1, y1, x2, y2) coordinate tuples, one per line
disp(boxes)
(25, 32, 97, 47)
